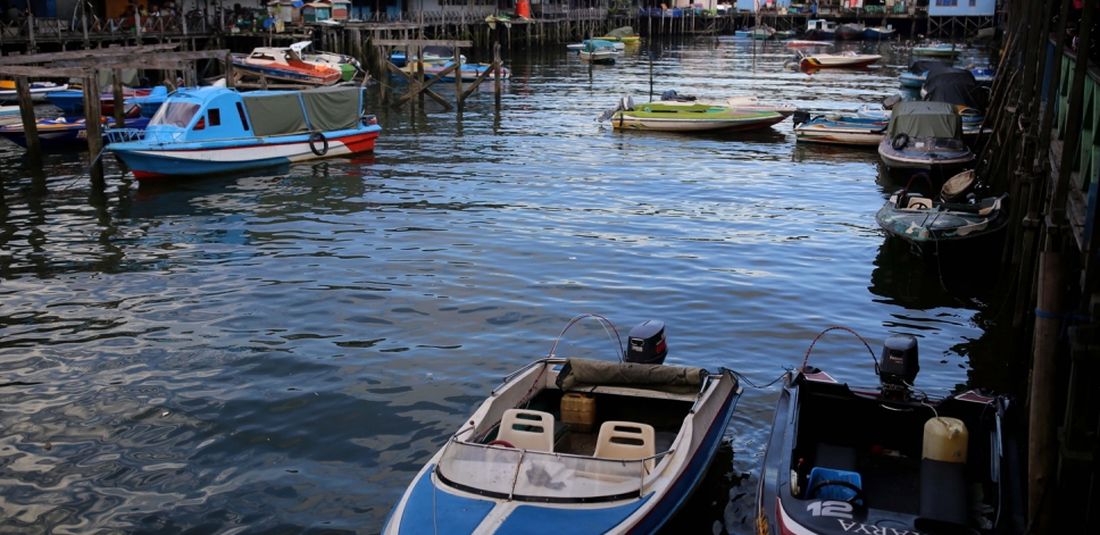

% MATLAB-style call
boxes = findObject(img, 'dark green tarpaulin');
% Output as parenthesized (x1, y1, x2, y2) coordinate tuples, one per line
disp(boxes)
(242, 92, 308, 136)
(301, 86, 362, 132)
(887, 100, 961, 139)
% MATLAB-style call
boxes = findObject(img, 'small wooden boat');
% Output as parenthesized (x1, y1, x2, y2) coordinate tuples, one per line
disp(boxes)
(793, 113, 886, 146)
(804, 18, 837, 40)
(799, 51, 882, 70)
(231, 42, 343, 86)
(603, 97, 786, 133)
(863, 25, 897, 40)
(384, 316, 742, 535)
(579, 39, 621, 64)
(108, 86, 381, 180)
(912, 43, 962, 58)
(878, 101, 974, 174)
(835, 23, 866, 41)
(0, 81, 69, 103)
(757, 329, 1019, 535)
(0, 113, 149, 149)
(877, 170, 1008, 255)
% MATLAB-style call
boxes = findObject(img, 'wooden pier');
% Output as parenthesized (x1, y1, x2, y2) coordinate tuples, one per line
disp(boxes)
(971, 0, 1098, 533)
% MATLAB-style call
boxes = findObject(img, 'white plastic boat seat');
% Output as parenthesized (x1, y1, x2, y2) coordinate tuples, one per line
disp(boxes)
(905, 196, 934, 210)
(594, 421, 656, 463)
(498, 409, 555, 452)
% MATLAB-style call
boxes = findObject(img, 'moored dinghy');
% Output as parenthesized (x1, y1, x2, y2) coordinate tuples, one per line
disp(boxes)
(579, 39, 622, 64)
(108, 86, 381, 180)
(876, 170, 1008, 256)
(793, 112, 886, 146)
(601, 96, 786, 132)
(757, 328, 1020, 535)
(384, 316, 742, 534)
(797, 51, 882, 70)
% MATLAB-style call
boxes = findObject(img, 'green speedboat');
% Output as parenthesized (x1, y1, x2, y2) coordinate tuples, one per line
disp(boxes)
(603, 97, 786, 133)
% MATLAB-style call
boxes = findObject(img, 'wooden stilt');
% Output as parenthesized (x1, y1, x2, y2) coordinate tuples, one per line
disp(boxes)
(112, 68, 126, 127)
(83, 75, 104, 184)
(15, 77, 40, 161)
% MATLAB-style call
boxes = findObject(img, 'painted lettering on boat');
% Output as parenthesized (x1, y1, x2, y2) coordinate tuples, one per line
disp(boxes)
(836, 519, 923, 535)
(806, 500, 853, 519)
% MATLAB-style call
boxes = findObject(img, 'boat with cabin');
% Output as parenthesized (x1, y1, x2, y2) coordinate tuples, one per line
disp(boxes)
(804, 19, 838, 40)
(756, 328, 1020, 535)
(878, 101, 974, 176)
(383, 316, 742, 534)
(231, 42, 343, 86)
(107, 86, 381, 180)
(601, 96, 787, 133)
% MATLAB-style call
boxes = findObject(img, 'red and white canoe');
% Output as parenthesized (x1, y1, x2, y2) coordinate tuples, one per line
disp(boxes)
(800, 52, 882, 69)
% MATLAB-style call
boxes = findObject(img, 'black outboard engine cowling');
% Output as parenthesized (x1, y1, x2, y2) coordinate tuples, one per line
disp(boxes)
(625, 320, 668, 365)
(879, 334, 919, 395)
(792, 110, 811, 126)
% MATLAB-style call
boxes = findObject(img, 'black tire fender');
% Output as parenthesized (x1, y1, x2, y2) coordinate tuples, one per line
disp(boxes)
(308, 132, 328, 156)
(891, 133, 910, 151)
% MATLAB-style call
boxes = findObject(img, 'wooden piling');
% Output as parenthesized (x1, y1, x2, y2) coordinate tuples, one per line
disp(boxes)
(14, 77, 40, 160)
(82, 76, 104, 184)
(112, 69, 126, 127)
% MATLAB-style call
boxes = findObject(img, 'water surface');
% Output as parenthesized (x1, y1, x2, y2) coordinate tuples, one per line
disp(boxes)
(0, 38, 999, 533)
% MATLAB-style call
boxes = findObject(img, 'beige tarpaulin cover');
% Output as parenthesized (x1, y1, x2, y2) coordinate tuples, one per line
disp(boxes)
(555, 358, 706, 395)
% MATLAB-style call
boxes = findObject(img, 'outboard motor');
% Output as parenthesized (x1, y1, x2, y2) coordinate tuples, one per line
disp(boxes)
(879, 334, 919, 399)
(624, 320, 668, 365)
(792, 110, 811, 126)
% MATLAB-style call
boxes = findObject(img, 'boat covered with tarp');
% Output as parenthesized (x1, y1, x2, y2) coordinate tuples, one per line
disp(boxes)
(108, 86, 380, 180)
(878, 101, 973, 175)
(756, 328, 1022, 535)
(384, 316, 742, 534)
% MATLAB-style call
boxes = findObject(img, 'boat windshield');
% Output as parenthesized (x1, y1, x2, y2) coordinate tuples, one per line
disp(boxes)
(436, 439, 650, 502)
(150, 102, 200, 128)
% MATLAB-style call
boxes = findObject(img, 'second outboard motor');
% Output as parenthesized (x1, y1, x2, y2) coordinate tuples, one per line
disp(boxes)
(879, 334, 919, 398)
(792, 110, 811, 126)
(625, 320, 668, 365)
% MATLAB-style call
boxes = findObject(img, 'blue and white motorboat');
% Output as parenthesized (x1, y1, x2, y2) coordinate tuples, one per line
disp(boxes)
(108, 86, 381, 181)
(0, 81, 68, 103)
(384, 317, 742, 534)
(863, 25, 897, 40)
(793, 112, 887, 146)
(900, 62, 995, 89)
(0, 104, 18, 121)
(0, 114, 150, 149)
